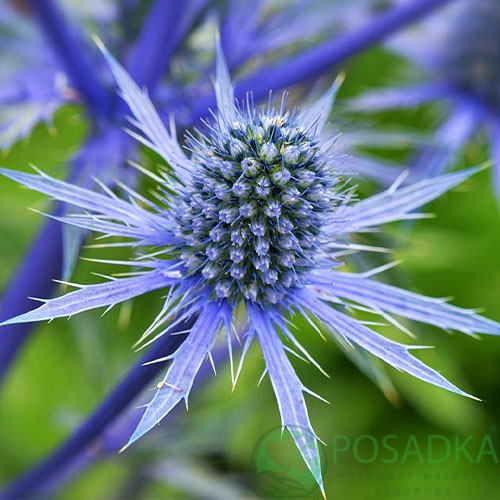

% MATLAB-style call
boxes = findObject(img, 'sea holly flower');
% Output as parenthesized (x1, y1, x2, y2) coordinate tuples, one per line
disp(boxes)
(345, 0, 500, 197)
(0, 0, 456, 386)
(3, 39, 499, 494)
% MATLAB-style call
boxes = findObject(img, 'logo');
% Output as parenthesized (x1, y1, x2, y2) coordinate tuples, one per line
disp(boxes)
(251, 426, 327, 498)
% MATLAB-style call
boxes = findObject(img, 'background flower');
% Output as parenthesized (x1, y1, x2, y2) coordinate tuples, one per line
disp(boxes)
(344, 0, 500, 203)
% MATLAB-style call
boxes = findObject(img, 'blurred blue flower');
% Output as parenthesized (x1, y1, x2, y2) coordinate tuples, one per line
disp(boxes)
(2, 41, 499, 494)
(346, 0, 500, 197)
(0, 3, 65, 149)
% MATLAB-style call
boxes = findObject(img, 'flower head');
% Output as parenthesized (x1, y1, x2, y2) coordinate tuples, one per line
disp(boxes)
(2, 39, 499, 495)
(175, 93, 340, 305)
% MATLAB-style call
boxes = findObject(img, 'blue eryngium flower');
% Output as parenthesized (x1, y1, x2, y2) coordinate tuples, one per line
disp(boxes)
(346, 0, 500, 195)
(2, 41, 500, 494)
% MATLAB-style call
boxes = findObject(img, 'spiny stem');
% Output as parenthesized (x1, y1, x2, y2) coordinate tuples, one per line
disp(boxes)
(126, 0, 208, 91)
(0, 319, 193, 500)
(239, 0, 456, 97)
(36, 344, 228, 497)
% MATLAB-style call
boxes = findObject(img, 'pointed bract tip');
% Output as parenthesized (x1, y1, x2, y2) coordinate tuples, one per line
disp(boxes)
(477, 160, 492, 173)
(92, 34, 105, 51)
(320, 483, 327, 500)
(214, 32, 231, 80)
(122, 431, 142, 452)
(214, 29, 221, 47)
(467, 392, 482, 402)
(0, 317, 19, 327)
(118, 444, 129, 454)
(28, 163, 44, 175)
(460, 163, 490, 179)
(334, 71, 346, 88)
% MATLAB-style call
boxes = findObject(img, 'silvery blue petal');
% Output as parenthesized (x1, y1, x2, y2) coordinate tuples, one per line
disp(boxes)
(96, 40, 192, 181)
(295, 290, 477, 399)
(0, 168, 169, 234)
(329, 166, 482, 233)
(310, 271, 500, 336)
(329, 326, 399, 402)
(62, 129, 134, 278)
(214, 36, 237, 130)
(248, 303, 325, 495)
(344, 83, 455, 112)
(40, 212, 174, 246)
(125, 301, 228, 448)
(0, 270, 178, 326)
(300, 74, 344, 134)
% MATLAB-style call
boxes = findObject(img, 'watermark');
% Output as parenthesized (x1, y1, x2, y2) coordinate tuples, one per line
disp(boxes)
(332, 434, 499, 464)
(251, 425, 327, 498)
(251, 428, 499, 498)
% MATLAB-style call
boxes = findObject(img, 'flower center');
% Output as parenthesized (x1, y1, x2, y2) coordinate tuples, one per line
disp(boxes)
(442, 0, 500, 107)
(174, 111, 336, 305)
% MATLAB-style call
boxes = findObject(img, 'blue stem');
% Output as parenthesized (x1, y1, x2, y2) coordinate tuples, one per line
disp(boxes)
(0, 218, 62, 381)
(190, 0, 456, 120)
(0, 319, 193, 500)
(37, 345, 228, 497)
(126, 0, 192, 91)
(26, 0, 110, 116)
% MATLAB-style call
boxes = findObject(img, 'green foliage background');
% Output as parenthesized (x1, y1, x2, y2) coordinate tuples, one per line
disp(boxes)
(1, 49, 500, 499)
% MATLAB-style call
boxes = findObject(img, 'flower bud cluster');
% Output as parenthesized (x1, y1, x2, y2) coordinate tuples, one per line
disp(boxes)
(174, 110, 337, 305)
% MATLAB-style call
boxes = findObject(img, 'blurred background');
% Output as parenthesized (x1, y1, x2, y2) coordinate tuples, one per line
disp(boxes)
(1, 1, 500, 499)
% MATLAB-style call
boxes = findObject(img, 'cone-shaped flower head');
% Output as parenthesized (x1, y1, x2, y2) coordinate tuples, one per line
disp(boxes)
(2, 39, 500, 496)
(175, 94, 339, 305)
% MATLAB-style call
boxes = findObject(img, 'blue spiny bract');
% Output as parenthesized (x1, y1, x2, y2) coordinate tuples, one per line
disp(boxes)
(176, 105, 337, 305)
